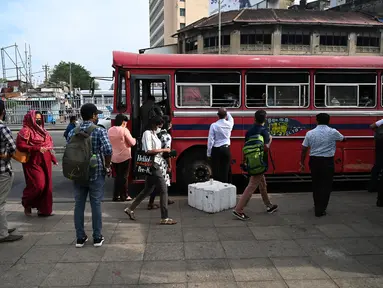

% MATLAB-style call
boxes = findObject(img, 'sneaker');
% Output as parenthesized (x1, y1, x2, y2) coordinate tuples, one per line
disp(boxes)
(0, 234, 23, 243)
(267, 204, 278, 214)
(232, 210, 250, 221)
(75, 235, 88, 248)
(94, 236, 105, 247)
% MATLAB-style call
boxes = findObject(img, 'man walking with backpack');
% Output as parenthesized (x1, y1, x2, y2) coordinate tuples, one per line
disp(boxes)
(64, 103, 113, 247)
(233, 110, 278, 220)
(370, 119, 383, 207)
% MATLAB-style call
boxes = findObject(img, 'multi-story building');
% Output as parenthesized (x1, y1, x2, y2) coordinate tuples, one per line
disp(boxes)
(149, 0, 209, 47)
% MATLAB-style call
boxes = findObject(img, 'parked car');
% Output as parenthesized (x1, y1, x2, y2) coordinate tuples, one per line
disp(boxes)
(97, 116, 111, 130)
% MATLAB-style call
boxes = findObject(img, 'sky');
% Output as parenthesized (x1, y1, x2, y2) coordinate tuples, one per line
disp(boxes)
(0, 0, 149, 89)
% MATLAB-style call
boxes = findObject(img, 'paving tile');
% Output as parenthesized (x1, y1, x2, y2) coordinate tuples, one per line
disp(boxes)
(258, 240, 307, 257)
(285, 279, 338, 288)
(139, 260, 187, 284)
(0, 237, 41, 264)
(35, 231, 75, 245)
(355, 255, 383, 275)
(144, 243, 184, 260)
(0, 263, 54, 288)
(21, 246, 68, 264)
(60, 245, 107, 262)
(245, 214, 287, 227)
(102, 244, 145, 261)
(311, 254, 375, 278)
(332, 238, 382, 255)
(348, 223, 383, 237)
(285, 225, 327, 239)
(222, 240, 267, 259)
(250, 226, 291, 240)
(110, 228, 148, 244)
(181, 216, 215, 227)
(237, 281, 287, 288)
(316, 224, 360, 238)
(272, 257, 329, 280)
(295, 238, 348, 257)
(0, 264, 11, 273)
(216, 227, 255, 241)
(91, 261, 142, 285)
(213, 217, 248, 227)
(334, 277, 383, 288)
(183, 227, 219, 242)
(116, 221, 150, 229)
(147, 227, 183, 243)
(184, 241, 226, 259)
(41, 262, 99, 286)
(229, 258, 282, 282)
(188, 282, 238, 288)
(367, 237, 383, 250)
(186, 259, 235, 282)
(134, 285, 186, 288)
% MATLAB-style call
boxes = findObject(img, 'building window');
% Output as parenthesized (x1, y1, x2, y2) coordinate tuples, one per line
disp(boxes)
(185, 38, 197, 53)
(357, 33, 380, 53)
(281, 32, 310, 45)
(180, 0, 185, 1)
(319, 32, 348, 53)
(314, 72, 376, 108)
(246, 71, 309, 108)
(240, 31, 272, 52)
(150, 25, 164, 47)
(180, 8, 185, 16)
(203, 35, 230, 48)
(175, 71, 241, 108)
(180, 23, 185, 29)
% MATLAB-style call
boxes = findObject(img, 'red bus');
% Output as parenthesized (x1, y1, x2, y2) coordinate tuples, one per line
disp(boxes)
(112, 51, 383, 189)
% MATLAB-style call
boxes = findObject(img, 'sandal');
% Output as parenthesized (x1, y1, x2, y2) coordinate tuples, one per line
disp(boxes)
(124, 208, 136, 220)
(160, 218, 177, 225)
(24, 207, 32, 216)
(147, 204, 160, 210)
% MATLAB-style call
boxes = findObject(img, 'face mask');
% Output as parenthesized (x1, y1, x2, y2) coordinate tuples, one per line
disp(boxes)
(155, 127, 161, 134)
(36, 120, 42, 126)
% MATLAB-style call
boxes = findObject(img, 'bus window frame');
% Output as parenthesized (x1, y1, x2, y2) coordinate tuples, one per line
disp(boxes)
(314, 72, 377, 109)
(245, 71, 310, 109)
(174, 70, 242, 109)
(115, 69, 127, 113)
(324, 84, 359, 108)
(176, 83, 213, 108)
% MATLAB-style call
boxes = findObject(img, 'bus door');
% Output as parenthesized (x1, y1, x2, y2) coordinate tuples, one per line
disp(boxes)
(129, 74, 171, 180)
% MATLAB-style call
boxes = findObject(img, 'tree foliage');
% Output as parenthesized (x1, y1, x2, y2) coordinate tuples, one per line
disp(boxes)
(49, 61, 99, 90)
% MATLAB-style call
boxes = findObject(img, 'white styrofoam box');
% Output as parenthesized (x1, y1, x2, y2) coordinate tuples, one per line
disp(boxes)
(188, 180, 237, 213)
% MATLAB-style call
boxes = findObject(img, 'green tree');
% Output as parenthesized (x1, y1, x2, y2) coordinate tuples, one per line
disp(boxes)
(0, 78, 6, 83)
(49, 61, 99, 90)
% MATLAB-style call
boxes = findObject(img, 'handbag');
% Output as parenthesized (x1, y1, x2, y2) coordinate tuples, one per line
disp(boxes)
(12, 149, 29, 163)
(134, 150, 154, 176)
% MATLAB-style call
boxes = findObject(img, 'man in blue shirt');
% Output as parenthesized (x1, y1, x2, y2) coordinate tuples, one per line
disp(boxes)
(233, 110, 278, 220)
(300, 113, 344, 217)
(67, 103, 113, 248)
(63, 116, 77, 141)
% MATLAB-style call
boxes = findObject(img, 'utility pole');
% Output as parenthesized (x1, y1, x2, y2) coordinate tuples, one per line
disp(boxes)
(218, 0, 222, 54)
(69, 62, 72, 94)
(42, 64, 49, 83)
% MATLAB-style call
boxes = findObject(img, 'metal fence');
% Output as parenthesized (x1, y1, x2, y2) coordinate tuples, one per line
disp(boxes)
(4, 97, 112, 124)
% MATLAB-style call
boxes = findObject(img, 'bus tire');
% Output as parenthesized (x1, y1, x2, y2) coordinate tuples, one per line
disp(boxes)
(177, 154, 212, 192)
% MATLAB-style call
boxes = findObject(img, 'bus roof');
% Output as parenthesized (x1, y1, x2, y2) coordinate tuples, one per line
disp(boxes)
(113, 51, 383, 70)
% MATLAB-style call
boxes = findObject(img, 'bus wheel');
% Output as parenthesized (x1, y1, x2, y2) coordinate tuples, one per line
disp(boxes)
(178, 156, 212, 192)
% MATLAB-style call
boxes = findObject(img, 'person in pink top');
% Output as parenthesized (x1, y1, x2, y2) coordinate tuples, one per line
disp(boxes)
(108, 114, 136, 202)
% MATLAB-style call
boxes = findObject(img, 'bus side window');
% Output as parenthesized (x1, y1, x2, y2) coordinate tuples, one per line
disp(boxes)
(246, 71, 309, 108)
(314, 72, 376, 108)
(175, 71, 241, 108)
(116, 71, 127, 112)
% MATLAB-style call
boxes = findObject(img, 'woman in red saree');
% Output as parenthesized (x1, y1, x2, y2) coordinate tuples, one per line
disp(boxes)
(16, 110, 57, 217)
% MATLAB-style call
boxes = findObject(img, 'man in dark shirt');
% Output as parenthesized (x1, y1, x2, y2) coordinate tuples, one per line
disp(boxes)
(63, 116, 77, 141)
(139, 95, 163, 132)
(233, 110, 278, 220)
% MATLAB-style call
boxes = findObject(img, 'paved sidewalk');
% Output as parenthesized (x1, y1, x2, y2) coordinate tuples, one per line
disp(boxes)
(1, 191, 383, 288)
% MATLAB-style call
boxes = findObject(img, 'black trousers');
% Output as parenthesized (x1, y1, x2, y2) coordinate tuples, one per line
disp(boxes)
(211, 145, 231, 183)
(368, 148, 383, 192)
(309, 156, 334, 214)
(112, 159, 130, 200)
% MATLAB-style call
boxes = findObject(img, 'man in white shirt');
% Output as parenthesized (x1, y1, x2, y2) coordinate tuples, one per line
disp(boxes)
(300, 113, 344, 217)
(369, 119, 383, 207)
(207, 108, 234, 183)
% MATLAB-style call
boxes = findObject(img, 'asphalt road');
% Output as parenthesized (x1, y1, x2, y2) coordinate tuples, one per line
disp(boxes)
(11, 130, 68, 148)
